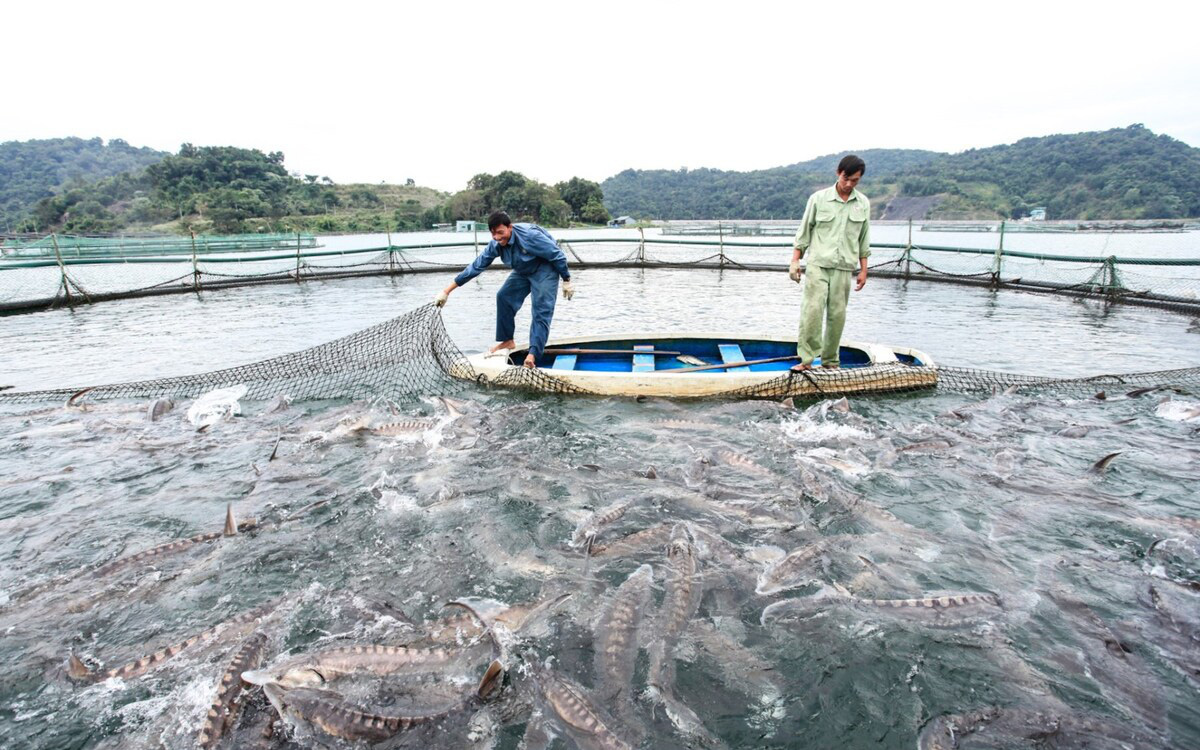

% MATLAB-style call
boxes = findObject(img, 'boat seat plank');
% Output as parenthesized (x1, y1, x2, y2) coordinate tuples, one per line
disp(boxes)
(718, 343, 750, 372)
(551, 354, 577, 371)
(632, 345, 655, 373)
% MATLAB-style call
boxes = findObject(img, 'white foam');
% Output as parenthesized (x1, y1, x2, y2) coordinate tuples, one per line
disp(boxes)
(186, 384, 248, 428)
(780, 416, 873, 445)
(1155, 399, 1200, 422)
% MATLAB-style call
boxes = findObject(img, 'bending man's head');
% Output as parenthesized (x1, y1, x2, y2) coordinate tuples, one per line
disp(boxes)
(836, 155, 866, 194)
(488, 210, 513, 245)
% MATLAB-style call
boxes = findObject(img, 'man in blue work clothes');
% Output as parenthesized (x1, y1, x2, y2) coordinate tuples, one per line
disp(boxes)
(435, 210, 575, 368)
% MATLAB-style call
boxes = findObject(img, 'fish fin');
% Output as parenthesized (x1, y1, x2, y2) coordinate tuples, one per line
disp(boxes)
(67, 653, 95, 681)
(240, 669, 273, 686)
(476, 659, 505, 700)
(269, 433, 282, 462)
(1090, 451, 1122, 474)
(223, 504, 237, 536)
(831, 582, 853, 597)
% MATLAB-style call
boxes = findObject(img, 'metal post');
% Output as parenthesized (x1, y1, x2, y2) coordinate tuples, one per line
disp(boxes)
(992, 220, 1006, 287)
(51, 233, 73, 305)
(295, 231, 302, 281)
(904, 218, 913, 279)
(474, 224, 480, 257)
(718, 221, 726, 268)
(637, 226, 645, 264)
(190, 230, 200, 292)
(386, 229, 394, 272)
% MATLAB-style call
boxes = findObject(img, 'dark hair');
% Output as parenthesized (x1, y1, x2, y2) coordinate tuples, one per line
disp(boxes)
(837, 155, 866, 177)
(487, 210, 512, 231)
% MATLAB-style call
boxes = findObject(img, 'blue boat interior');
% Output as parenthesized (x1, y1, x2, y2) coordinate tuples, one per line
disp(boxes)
(513, 338, 877, 373)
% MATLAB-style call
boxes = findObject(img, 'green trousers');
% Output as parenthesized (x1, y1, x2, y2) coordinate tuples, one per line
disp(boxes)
(797, 264, 852, 367)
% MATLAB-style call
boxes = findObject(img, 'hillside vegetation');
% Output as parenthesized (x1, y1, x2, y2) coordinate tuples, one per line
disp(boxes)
(7, 140, 610, 234)
(602, 149, 938, 220)
(0, 137, 167, 230)
(602, 126, 1200, 221)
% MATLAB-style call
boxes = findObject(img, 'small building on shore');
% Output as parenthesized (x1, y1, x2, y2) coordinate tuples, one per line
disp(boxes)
(607, 215, 636, 227)
(456, 220, 486, 232)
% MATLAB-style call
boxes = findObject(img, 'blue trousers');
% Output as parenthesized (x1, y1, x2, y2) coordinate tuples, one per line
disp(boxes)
(496, 264, 559, 359)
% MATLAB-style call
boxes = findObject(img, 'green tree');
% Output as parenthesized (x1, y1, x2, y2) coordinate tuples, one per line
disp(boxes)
(539, 198, 571, 227)
(580, 197, 610, 224)
(554, 177, 604, 219)
(204, 187, 271, 232)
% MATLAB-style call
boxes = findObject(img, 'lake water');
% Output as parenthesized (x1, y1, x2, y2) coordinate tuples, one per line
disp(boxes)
(0, 230, 1198, 749)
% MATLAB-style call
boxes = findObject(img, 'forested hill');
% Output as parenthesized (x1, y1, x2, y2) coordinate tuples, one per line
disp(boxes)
(0, 137, 168, 229)
(899, 125, 1200, 220)
(601, 126, 1200, 221)
(601, 148, 940, 220)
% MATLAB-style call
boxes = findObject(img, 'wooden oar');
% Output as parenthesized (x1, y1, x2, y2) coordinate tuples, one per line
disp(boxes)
(544, 348, 682, 356)
(657, 355, 800, 374)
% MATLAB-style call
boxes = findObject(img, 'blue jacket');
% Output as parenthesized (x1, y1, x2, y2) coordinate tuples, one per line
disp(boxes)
(453, 223, 570, 287)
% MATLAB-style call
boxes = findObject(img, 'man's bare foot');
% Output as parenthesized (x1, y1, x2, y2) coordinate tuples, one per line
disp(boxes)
(790, 362, 812, 372)
(489, 340, 515, 354)
(523, 353, 537, 369)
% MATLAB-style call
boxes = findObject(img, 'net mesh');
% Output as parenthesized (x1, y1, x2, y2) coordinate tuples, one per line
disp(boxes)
(1, 304, 1197, 407)
(3, 230, 1199, 405)
(0, 304, 471, 405)
(4, 233, 1200, 314)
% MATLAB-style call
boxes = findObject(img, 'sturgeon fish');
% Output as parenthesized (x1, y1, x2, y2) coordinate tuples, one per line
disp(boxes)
(261, 658, 502, 743)
(755, 537, 848, 595)
(68, 599, 278, 682)
(593, 564, 652, 721)
(530, 663, 634, 750)
(12, 506, 256, 605)
(711, 449, 773, 478)
(371, 418, 435, 437)
(761, 588, 1001, 626)
(243, 643, 477, 689)
(588, 522, 674, 558)
(646, 525, 713, 743)
(198, 630, 270, 749)
(918, 706, 1158, 750)
(571, 500, 634, 548)
(649, 419, 710, 431)
(90, 504, 256, 579)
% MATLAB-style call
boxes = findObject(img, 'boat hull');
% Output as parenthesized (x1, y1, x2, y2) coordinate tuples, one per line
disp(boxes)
(453, 333, 937, 398)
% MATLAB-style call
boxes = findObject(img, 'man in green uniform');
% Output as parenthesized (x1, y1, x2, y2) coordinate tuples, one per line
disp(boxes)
(789, 155, 870, 371)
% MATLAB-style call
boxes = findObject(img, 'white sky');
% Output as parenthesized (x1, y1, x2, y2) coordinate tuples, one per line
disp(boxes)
(5, 1, 1198, 192)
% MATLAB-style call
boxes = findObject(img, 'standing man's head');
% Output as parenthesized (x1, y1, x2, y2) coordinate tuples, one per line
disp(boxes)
(488, 211, 513, 245)
(836, 155, 866, 195)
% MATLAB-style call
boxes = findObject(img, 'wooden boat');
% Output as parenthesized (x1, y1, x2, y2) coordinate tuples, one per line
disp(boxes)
(456, 333, 937, 398)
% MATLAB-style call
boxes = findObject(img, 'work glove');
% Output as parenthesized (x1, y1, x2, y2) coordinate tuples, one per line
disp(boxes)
(562, 280, 575, 300)
(788, 260, 803, 283)
(434, 290, 449, 307)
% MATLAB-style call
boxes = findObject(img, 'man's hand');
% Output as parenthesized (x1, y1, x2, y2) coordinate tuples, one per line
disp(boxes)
(855, 269, 868, 291)
(434, 290, 449, 307)
(562, 280, 575, 300)
(788, 260, 803, 283)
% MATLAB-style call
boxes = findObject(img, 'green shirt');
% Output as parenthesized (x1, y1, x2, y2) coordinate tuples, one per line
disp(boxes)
(792, 185, 871, 270)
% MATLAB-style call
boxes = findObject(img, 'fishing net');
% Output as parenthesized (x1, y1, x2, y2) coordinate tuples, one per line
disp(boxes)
(2, 305, 1197, 406)
(5, 233, 1200, 315)
(0, 304, 471, 405)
